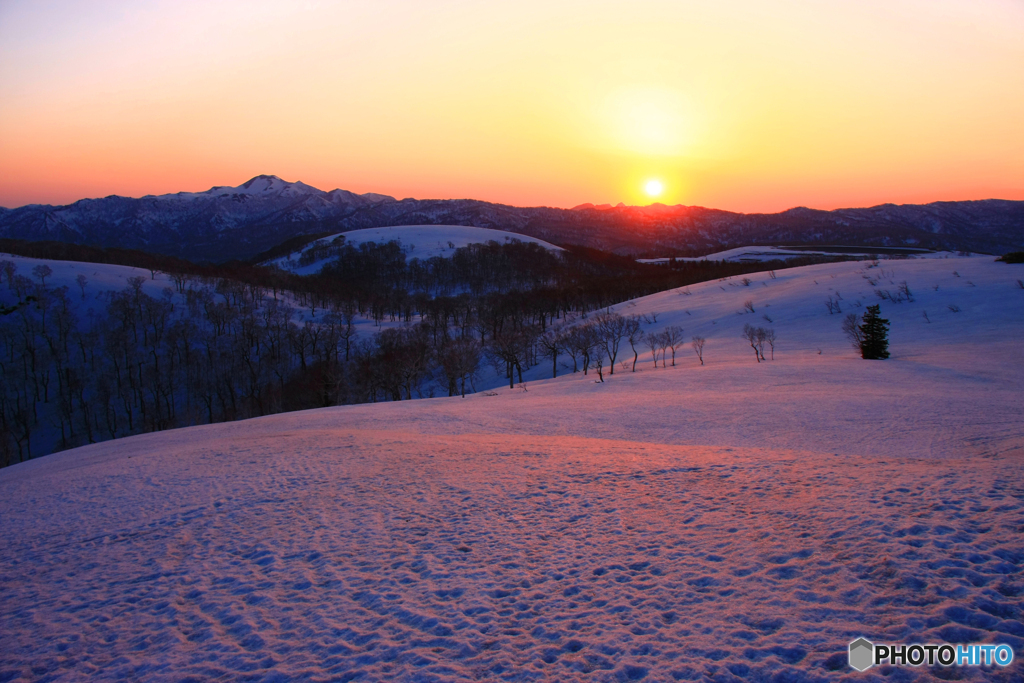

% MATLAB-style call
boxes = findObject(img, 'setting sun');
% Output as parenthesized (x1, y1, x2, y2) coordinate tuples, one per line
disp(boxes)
(0, 1, 1021, 212)
(645, 179, 664, 198)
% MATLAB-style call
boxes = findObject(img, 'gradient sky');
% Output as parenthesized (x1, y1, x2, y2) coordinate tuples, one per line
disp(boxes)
(1, 0, 1022, 211)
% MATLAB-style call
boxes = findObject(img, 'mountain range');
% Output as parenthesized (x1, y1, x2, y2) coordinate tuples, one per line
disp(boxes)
(1, 175, 1021, 262)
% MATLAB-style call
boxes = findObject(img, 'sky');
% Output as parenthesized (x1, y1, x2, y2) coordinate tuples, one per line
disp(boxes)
(1, 0, 1022, 212)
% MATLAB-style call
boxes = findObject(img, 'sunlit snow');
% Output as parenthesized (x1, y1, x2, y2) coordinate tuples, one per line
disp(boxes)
(2, 253, 1023, 681)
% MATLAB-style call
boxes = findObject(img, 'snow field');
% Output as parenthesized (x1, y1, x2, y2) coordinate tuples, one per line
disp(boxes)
(1, 427, 1021, 681)
(1, 253, 1022, 681)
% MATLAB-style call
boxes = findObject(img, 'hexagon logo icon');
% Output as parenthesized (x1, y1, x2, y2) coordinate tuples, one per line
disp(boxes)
(848, 638, 874, 672)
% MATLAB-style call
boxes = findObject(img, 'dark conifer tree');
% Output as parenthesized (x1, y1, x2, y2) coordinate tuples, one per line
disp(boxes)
(858, 304, 890, 359)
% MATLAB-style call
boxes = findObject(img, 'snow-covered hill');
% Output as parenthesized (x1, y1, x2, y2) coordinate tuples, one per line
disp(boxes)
(2, 254, 1023, 681)
(638, 245, 932, 264)
(0, 251, 389, 334)
(269, 224, 563, 275)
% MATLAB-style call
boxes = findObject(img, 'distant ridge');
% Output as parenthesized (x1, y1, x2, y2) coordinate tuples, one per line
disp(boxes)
(1, 175, 1021, 261)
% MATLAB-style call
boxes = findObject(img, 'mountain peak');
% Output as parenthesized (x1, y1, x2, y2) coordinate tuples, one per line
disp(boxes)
(239, 175, 287, 193)
(242, 174, 282, 185)
(207, 175, 324, 197)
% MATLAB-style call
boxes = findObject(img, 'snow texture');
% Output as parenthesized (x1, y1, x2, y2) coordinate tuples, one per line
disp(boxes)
(2, 254, 1024, 682)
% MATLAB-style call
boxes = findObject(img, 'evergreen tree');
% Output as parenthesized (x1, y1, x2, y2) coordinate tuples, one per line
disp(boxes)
(858, 304, 890, 359)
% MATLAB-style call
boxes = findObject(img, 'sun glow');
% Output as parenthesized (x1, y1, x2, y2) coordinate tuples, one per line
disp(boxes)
(597, 85, 697, 158)
(0, 1, 1021, 210)
(645, 179, 664, 197)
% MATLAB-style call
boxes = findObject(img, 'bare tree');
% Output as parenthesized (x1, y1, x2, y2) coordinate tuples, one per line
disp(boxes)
(625, 315, 643, 372)
(593, 345, 606, 383)
(755, 327, 767, 361)
(32, 264, 52, 286)
(644, 331, 662, 367)
(0, 260, 15, 288)
(841, 312, 863, 351)
(454, 338, 481, 397)
(75, 274, 88, 299)
(337, 301, 358, 361)
(486, 326, 538, 388)
(12, 274, 32, 298)
(170, 272, 190, 294)
(763, 327, 776, 360)
(741, 323, 760, 363)
(538, 326, 567, 379)
(825, 296, 842, 314)
(691, 335, 705, 365)
(562, 325, 583, 373)
(564, 324, 600, 375)
(743, 300, 755, 313)
(595, 311, 629, 375)
(437, 335, 480, 396)
(662, 325, 685, 366)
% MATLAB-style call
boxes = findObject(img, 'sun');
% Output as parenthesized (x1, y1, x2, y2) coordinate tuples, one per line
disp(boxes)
(644, 179, 664, 197)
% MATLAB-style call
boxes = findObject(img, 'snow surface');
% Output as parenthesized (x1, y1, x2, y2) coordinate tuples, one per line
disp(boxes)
(2, 255, 1024, 682)
(269, 225, 562, 276)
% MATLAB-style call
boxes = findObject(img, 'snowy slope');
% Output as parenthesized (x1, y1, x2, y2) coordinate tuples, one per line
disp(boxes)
(0, 252, 182, 304)
(638, 245, 932, 264)
(2, 254, 1024, 682)
(0, 253, 391, 336)
(269, 224, 563, 276)
(606, 253, 1020, 368)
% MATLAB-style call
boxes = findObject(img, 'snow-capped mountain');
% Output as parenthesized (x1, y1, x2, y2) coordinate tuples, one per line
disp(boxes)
(1, 175, 1022, 261)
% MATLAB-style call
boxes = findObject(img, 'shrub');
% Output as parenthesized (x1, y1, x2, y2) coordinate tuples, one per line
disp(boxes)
(996, 252, 1024, 264)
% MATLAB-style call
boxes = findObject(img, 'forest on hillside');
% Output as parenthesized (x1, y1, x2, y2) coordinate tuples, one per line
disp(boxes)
(0, 238, 850, 465)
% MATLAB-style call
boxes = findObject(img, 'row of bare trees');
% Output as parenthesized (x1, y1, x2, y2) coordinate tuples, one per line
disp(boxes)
(2, 237, 806, 464)
(533, 312, 712, 384)
(0, 258, 585, 463)
(0, 269, 367, 464)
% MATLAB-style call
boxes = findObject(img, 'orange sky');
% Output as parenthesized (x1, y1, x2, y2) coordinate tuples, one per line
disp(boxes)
(1, 0, 1022, 212)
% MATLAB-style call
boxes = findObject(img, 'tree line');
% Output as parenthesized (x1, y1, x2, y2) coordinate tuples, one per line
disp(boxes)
(0, 239, 846, 465)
